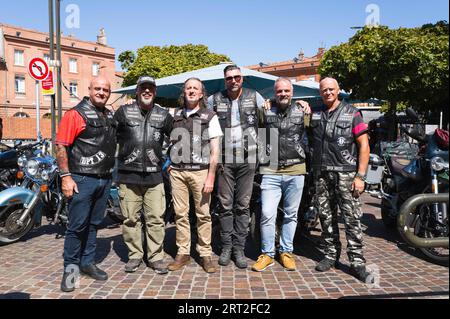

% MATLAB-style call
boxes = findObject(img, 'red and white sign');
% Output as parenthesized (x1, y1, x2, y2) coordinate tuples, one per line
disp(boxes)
(42, 67, 55, 96)
(28, 58, 49, 81)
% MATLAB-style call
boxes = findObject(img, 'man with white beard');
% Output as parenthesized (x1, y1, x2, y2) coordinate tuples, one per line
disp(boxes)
(114, 76, 174, 274)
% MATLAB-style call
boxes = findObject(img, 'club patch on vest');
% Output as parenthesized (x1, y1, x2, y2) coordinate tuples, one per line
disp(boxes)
(337, 137, 347, 147)
(80, 151, 107, 166)
(146, 149, 160, 165)
(153, 131, 162, 142)
(312, 113, 321, 121)
(247, 115, 256, 125)
(84, 110, 99, 119)
(339, 114, 353, 122)
(341, 150, 357, 165)
(124, 148, 141, 165)
(151, 114, 164, 122)
(217, 103, 228, 113)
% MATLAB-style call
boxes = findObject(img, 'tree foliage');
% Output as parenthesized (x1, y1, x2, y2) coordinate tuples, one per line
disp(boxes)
(319, 21, 449, 115)
(120, 44, 231, 87)
(118, 50, 136, 71)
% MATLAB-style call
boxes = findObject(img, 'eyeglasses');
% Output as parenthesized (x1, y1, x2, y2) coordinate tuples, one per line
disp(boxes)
(225, 75, 242, 82)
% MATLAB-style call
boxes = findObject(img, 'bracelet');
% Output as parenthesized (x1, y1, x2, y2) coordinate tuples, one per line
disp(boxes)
(355, 172, 367, 181)
(60, 172, 72, 178)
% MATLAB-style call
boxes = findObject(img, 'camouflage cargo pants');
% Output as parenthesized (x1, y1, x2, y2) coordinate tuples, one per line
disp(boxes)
(314, 171, 366, 266)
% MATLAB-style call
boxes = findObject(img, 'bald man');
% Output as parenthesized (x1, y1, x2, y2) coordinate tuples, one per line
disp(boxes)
(307, 77, 371, 283)
(56, 76, 117, 292)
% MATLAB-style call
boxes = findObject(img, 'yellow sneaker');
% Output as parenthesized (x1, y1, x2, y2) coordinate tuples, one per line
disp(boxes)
(251, 254, 274, 272)
(280, 253, 296, 271)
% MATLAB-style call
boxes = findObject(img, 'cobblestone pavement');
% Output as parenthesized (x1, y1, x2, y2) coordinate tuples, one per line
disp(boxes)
(0, 194, 448, 299)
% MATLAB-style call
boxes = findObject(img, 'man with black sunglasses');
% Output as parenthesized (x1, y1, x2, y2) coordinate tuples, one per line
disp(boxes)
(208, 64, 265, 269)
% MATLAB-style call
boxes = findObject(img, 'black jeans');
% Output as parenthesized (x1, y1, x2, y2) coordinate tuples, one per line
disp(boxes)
(217, 163, 256, 251)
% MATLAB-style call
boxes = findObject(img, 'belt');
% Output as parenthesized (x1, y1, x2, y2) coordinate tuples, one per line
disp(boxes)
(171, 164, 208, 171)
(76, 173, 113, 179)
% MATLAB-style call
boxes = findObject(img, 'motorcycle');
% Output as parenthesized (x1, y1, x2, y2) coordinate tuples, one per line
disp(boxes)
(367, 109, 449, 264)
(0, 139, 67, 244)
(0, 140, 46, 191)
(0, 140, 125, 245)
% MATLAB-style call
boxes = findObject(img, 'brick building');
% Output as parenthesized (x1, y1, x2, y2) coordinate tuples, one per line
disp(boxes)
(247, 48, 325, 82)
(0, 23, 125, 140)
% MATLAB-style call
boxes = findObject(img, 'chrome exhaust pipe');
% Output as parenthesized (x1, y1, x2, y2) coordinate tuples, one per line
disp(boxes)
(398, 193, 449, 249)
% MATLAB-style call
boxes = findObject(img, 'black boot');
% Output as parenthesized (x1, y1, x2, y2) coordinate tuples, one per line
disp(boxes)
(315, 258, 339, 272)
(218, 248, 232, 266)
(233, 249, 248, 269)
(350, 265, 374, 283)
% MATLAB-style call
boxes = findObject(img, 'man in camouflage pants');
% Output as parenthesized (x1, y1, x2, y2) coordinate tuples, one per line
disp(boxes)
(306, 77, 372, 283)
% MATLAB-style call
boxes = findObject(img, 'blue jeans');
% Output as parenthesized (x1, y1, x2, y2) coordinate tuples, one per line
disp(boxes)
(260, 175, 305, 258)
(63, 174, 111, 268)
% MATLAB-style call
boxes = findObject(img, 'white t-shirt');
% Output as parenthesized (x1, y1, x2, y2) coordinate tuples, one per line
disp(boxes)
(207, 92, 265, 147)
(183, 107, 223, 139)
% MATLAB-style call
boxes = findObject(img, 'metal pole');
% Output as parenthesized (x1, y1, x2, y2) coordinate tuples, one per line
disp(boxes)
(440, 112, 443, 129)
(55, 0, 63, 125)
(48, 0, 56, 153)
(36, 81, 41, 139)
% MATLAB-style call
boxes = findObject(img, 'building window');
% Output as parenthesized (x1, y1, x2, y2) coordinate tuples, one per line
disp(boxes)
(14, 50, 24, 66)
(92, 62, 100, 76)
(15, 75, 26, 95)
(13, 112, 30, 118)
(69, 82, 78, 98)
(69, 58, 78, 73)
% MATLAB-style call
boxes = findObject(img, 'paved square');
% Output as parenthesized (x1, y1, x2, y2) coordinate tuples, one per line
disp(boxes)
(0, 194, 448, 299)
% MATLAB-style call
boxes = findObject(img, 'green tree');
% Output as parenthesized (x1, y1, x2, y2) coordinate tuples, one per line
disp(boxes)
(319, 21, 449, 118)
(120, 44, 231, 87)
(118, 50, 136, 71)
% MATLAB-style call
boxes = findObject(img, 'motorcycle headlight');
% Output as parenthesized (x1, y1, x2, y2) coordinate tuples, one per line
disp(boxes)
(431, 157, 447, 172)
(41, 169, 50, 181)
(26, 159, 39, 176)
(17, 155, 28, 168)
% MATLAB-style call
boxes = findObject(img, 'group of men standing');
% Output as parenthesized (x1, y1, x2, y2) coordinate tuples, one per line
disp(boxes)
(55, 65, 372, 293)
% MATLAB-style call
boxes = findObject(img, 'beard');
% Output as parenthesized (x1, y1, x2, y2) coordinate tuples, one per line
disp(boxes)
(139, 96, 153, 107)
(277, 97, 291, 108)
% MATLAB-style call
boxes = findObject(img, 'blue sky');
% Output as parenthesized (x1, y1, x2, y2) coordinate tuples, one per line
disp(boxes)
(1, 0, 448, 70)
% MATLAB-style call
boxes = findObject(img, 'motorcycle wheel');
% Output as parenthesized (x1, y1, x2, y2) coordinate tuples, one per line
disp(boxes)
(0, 207, 34, 245)
(413, 205, 449, 266)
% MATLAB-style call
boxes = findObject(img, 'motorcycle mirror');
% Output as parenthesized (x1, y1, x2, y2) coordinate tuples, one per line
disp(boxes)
(406, 108, 420, 122)
(14, 140, 22, 148)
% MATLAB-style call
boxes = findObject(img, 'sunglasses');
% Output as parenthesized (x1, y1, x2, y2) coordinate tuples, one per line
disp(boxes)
(225, 75, 243, 82)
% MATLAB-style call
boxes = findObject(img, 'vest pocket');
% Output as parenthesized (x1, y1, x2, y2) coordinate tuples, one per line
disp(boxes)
(336, 121, 352, 136)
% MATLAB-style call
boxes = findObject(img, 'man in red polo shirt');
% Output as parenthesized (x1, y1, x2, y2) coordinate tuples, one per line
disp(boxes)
(56, 76, 117, 293)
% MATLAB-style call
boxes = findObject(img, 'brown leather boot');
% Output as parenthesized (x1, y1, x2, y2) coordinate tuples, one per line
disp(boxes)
(202, 256, 216, 273)
(168, 255, 191, 271)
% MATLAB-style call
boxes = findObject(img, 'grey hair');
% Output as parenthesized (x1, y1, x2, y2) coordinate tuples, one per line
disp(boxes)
(274, 77, 294, 91)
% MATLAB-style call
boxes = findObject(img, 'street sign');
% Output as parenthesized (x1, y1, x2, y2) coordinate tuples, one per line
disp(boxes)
(42, 67, 55, 96)
(28, 57, 49, 81)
